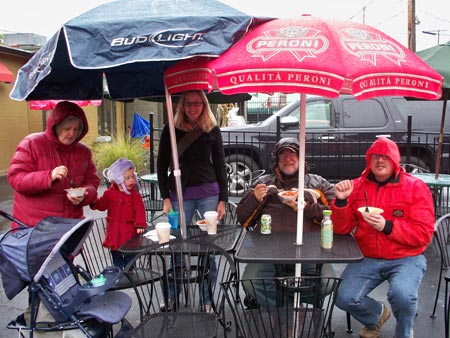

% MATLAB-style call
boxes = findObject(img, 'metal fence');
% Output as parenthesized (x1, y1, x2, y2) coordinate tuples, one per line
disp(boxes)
(148, 124, 449, 196)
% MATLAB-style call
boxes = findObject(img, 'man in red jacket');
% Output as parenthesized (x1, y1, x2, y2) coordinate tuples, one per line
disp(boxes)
(331, 137, 434, 338)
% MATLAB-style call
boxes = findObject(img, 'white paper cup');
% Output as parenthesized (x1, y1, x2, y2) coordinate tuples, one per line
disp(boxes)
(204, 211, 218, 235)
(155, 222, 171, 243)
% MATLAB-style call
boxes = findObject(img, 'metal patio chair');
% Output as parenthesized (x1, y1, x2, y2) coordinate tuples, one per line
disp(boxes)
(222, 276, 342, 338)
(431, 213, 450, 318)
(79, 217, 160, 291)
(127, 238, 237, 338)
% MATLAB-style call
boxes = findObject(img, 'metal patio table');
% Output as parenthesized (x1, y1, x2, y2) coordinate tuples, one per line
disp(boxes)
(140, 173, 158, 183)
(412, 173, 450, 217)
(119, 223, 243, 255)
(234, 231, 363, 264)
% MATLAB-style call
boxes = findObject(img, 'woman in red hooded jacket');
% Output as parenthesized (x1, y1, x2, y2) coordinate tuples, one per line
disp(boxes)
(7, 101, 100, 228)
(331, 137, 434, 338)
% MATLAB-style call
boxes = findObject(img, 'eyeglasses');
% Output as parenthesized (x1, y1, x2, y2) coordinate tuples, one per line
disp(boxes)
(184, 101, 203, 107)
(279, 152, 298, 160)
(371, 154, 390, 161)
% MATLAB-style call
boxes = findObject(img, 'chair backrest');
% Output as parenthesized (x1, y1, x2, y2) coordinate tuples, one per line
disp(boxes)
(221, 276, 342, 338)
(222, 201, 239, 225)
(124, 238, 236, 322)
(138, 177, 164, 224)
(434, 213, 450, 270)
(79, 217, 156, 291)
(80, 218, 113, 278)
(434, 186, 450, 218)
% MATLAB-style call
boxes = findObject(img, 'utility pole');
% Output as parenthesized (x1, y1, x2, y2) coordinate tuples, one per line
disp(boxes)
(408, 0, 416, 51)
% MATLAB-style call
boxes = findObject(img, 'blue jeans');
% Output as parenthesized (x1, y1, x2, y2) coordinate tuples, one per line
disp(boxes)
(242, 262, 319, 308)
(170, 195, 219, 305)
(336, 255, 426, 338)
(172, 195, 219, 226)
(111, 250, 134, 270)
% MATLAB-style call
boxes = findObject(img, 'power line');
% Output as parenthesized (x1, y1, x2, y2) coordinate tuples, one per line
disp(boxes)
(419, 10, 450, 24)
(348, 0, 377, 21)
(375, 10, 405, 26)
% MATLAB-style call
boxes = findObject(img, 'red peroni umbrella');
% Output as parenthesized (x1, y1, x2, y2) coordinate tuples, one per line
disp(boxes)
(165, 16, 443, 250)
(166, 16, 442, 100)
(28, 100, 102, 110)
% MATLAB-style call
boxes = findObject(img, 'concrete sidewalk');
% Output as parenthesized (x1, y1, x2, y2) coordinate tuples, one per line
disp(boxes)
(0, 175, 446, 337)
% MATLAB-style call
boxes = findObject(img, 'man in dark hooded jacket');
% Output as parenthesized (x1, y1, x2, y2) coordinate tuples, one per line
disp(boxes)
(331, 137, 434, 338)
(236, 137, 335, 307)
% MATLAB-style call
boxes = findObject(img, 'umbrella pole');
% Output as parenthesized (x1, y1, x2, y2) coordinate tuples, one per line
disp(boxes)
(296, 93, 306, 247)
(435, 89, 449, 179)
(164, 84, 187, 238)
(293, 94, 307, 323)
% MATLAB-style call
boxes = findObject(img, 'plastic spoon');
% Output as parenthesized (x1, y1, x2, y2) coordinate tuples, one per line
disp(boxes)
(67, 173, 76, 188)
(364, 190, 369, 212)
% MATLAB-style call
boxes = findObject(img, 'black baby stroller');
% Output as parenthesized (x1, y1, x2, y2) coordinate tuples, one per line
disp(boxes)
(0, 210, 132, 338)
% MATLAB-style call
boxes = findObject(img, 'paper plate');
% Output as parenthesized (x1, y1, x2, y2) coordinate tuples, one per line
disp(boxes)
(143, 229, 175, 242)
(278, 190, 298, 201)
(196, 220, 208, 231)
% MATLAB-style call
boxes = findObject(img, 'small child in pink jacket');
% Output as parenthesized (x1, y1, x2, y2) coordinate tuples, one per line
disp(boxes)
(91, 158, 146, 269)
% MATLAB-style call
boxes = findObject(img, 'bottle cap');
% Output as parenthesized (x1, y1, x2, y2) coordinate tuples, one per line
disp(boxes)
(323, 210, 332, 216)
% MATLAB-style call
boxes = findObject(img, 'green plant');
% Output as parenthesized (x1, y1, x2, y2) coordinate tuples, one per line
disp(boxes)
(92, 135, 147, 175)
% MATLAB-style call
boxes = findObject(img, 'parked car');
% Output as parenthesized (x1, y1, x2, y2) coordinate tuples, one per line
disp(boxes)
(221, 95, 450, 196)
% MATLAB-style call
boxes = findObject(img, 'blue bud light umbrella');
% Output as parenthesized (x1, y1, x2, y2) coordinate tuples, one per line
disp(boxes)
(9, 0, 273, 238)
(9, 0, 271, 102)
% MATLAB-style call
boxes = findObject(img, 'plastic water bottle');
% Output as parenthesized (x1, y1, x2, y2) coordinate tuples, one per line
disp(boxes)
(321, 210, 333, 249)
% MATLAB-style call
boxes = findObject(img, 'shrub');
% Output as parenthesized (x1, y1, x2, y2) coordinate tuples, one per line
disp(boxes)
(92, 135, 147, 175)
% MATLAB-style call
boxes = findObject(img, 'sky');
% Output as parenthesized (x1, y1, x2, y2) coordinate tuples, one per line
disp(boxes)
(0, 0, 449, 51)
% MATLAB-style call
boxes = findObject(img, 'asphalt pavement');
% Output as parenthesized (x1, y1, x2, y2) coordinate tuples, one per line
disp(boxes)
(0, 175, 446, 338)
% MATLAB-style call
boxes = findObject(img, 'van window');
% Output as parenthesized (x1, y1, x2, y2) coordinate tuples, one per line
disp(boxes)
(342, 99, 387, 128)
(392, 97, 450, 131)
(305, 101, 332, 128)
(289, 100, 332, 128)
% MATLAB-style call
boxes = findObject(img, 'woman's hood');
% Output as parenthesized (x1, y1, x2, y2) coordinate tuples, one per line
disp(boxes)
(45, 101, 89, 144)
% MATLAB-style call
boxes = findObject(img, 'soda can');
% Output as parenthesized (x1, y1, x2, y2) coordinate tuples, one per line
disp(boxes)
(260, 214, 272, 234)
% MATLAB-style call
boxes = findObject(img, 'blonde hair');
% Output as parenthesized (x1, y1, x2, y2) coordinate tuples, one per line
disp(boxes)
(174, 90, 217, 132)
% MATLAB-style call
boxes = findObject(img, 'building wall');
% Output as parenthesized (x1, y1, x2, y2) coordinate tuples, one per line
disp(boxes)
(0, 52, 35, 176)
(0, 50, 105, 177)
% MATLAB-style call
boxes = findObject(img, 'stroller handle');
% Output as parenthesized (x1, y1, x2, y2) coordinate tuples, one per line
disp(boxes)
(0, 210, 29, 228)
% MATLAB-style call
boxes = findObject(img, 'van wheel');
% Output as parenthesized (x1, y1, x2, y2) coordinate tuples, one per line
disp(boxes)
(225, 155, 260, 197)
(400, 156, 430, 173)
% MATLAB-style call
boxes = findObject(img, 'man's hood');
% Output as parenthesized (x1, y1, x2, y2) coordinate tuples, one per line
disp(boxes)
(362, 137, 401, 177)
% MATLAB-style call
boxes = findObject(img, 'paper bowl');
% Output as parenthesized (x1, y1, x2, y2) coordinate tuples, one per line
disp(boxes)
(196, 219, 208, 231)
(358, 206, 384, 214)
(65, 187, 86, 198)
(278, 190, 298, 201)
